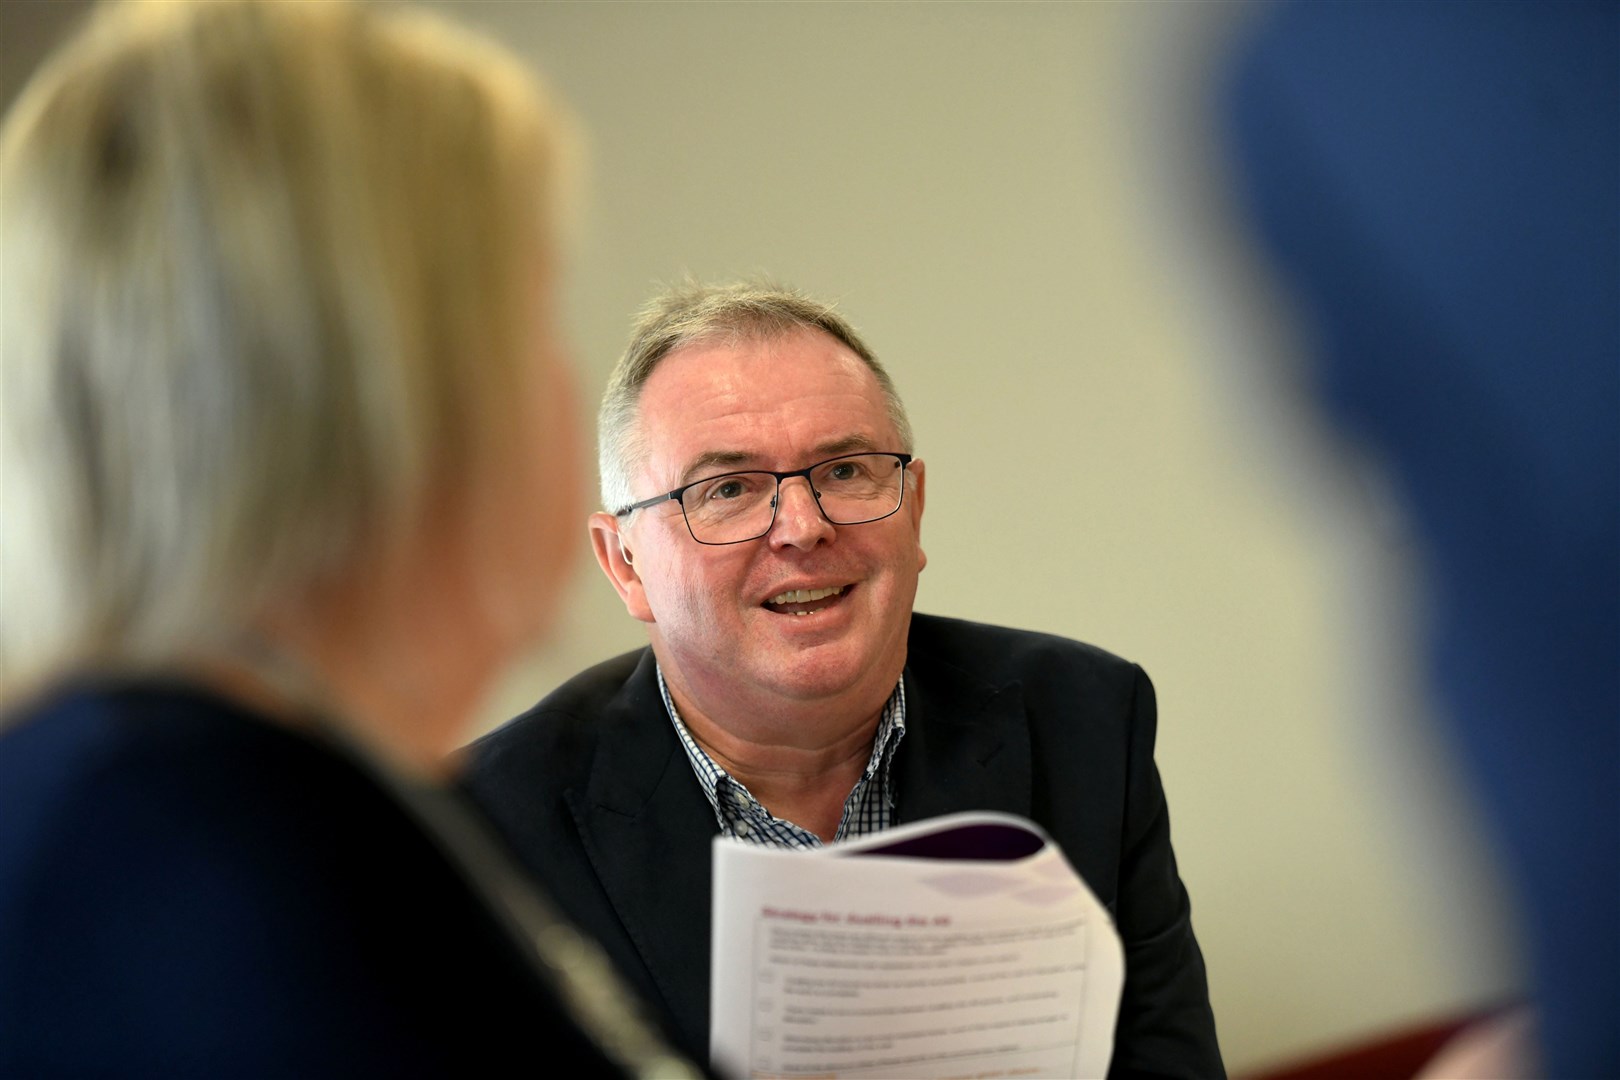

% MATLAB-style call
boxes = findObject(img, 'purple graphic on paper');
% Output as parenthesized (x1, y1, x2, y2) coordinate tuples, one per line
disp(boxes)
(846, 822, 1044, 861)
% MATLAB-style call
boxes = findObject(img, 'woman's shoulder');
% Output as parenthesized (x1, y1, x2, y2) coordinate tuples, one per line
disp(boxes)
(0, 679, 619, 1076)
(2, 681, 384, 880)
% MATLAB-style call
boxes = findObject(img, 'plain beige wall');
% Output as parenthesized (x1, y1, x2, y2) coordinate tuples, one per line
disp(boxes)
(442, 4, 1524, 1071)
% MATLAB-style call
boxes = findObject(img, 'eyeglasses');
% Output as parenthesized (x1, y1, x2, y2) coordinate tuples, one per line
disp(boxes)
(615, 452, 913, 546)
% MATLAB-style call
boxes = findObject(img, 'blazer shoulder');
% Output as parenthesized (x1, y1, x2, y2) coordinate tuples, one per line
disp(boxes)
(466, 647, 658, 791)
(907, 612, 1143, 692)
(475, 648, 647, 742)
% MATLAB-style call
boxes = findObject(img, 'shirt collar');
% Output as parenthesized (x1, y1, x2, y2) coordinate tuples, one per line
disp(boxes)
(655, 664, 906, 839)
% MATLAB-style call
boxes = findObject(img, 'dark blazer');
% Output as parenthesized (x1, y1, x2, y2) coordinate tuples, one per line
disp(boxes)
(467, 613, 1223, 1079)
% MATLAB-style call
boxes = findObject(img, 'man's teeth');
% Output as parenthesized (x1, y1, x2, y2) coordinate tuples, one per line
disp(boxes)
(768, 585, 844, 605)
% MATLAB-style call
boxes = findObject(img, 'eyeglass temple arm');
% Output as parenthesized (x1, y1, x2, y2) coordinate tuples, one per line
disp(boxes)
(613, 491, 680, 518)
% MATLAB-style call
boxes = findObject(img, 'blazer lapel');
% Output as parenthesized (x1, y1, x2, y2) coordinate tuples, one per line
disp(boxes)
(894, 652, 1032, 823)
(565, 653, 719, 1052)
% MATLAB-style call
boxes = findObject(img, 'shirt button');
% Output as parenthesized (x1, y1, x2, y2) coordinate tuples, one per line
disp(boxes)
(734, 820, 752, 838)
(732, 790, 751, 809)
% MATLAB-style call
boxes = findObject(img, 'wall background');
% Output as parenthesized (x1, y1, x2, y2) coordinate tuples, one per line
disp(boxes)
(0, 1, 1522, 1072)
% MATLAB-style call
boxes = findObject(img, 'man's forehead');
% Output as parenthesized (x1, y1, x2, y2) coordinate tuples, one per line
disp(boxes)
(639, 329, 880, 413)
(668, 434, 889, 484)
(635, 331, 896, 480)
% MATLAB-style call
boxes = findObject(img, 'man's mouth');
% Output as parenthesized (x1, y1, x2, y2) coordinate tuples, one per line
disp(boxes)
(763, 584, 847, 616)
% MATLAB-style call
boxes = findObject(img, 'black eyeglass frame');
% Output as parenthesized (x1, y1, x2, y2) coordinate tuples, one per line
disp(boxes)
(613, 451, 914, 546)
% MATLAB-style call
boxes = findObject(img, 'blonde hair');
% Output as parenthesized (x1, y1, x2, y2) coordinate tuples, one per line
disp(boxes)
(0, 0, 573, 701)
(598, 280, 914, 513)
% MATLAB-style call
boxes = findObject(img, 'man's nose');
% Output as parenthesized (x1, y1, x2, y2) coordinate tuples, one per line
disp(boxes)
(768, 475, 835, 550)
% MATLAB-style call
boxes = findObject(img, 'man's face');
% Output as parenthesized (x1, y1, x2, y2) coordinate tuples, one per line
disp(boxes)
(589, 329, 926, 737)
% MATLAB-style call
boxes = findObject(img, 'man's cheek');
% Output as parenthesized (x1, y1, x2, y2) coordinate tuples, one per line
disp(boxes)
(659, 564, 730, 638)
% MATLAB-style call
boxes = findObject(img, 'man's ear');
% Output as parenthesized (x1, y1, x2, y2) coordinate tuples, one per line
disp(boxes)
(908, 458, 927, 572)
(589, 511, 655, 623)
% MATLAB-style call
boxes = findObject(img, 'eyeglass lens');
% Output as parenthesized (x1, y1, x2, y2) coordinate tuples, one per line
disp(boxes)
(680, 453, 904, 544)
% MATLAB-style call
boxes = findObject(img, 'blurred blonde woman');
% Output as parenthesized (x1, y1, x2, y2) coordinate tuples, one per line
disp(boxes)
(0, 2, 698, 1076)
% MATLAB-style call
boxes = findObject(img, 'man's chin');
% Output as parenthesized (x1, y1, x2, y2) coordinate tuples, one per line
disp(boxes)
(762, 641, 902, 707)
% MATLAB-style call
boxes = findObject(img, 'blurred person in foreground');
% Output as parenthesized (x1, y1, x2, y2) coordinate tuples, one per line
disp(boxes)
(467, 281, 1224, 1078)
(1226, 1, 1617, 1075)
(0, 2, 698, 1076)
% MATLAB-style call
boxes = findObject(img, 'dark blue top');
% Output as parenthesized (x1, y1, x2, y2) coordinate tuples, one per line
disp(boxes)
(1226, 2, 1619, 1074)
(0, 681, 630, 1077)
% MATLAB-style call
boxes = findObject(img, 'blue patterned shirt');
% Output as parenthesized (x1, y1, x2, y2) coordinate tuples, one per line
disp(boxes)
(656, 666, 905, 848)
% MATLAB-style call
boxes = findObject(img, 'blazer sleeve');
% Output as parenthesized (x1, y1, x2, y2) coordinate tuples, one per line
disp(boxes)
(1107, 666, 1223, 1080)
(903, 616, 1222, 1078)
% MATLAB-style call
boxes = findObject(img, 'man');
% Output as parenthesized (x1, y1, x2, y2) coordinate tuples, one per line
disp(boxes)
(467, 282, 1223, 1078)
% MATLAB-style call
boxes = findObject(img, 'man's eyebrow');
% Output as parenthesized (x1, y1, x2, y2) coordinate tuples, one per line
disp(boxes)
(678, 450, 758, 485)
(811, 434, 882, 459)
(676, 436, 888, 486)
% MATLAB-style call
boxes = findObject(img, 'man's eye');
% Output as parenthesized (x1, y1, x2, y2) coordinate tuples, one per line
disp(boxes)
(712, 479, 746, 500)
(827, 462, 863, 482)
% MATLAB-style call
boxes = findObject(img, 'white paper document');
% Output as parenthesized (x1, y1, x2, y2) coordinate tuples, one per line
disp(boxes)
(710, 812, 1124, 1080)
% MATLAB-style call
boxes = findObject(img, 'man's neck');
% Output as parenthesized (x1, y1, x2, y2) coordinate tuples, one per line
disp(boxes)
(667, 680, 885, 843)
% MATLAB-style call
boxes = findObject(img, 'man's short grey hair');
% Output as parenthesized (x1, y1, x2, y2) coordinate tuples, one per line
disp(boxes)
(0, 0, 574, 701)
(598, 281, 914, 512)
